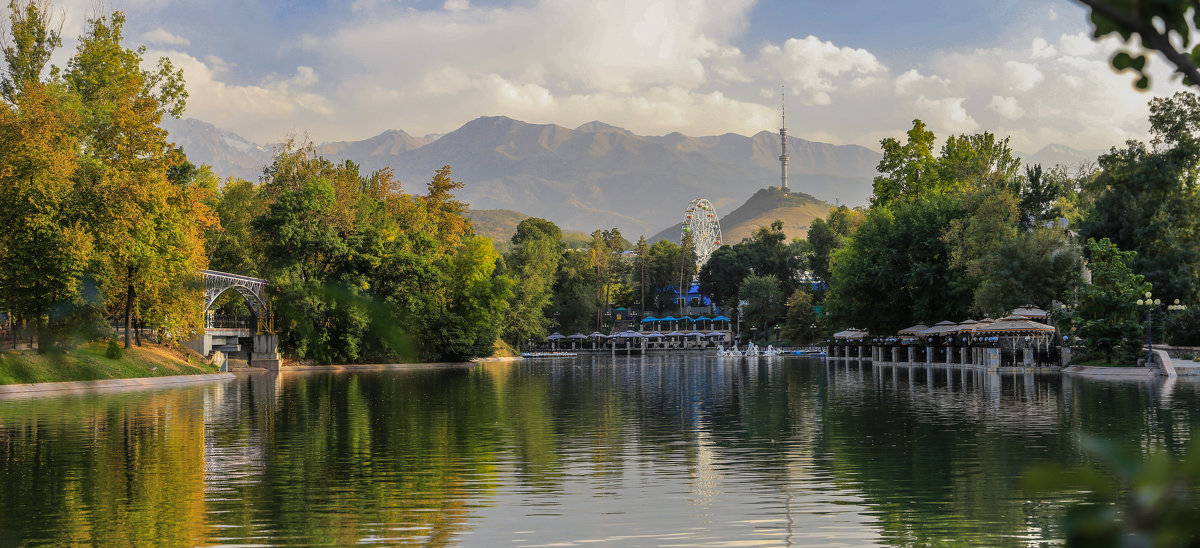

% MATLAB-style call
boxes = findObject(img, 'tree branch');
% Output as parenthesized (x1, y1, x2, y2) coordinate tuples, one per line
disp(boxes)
(1078, 0, 1200, 86)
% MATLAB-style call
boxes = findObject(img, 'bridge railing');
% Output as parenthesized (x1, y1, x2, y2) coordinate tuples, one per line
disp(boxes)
(206, 314, 251, 329)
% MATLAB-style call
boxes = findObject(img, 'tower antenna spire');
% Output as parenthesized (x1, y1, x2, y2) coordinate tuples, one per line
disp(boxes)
(779, 84, 789, 191)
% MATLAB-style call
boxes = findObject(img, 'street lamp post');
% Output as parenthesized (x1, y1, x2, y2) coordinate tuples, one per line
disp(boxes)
(1137, 291, 1162, 364)
(1168, 298, 1189, 351)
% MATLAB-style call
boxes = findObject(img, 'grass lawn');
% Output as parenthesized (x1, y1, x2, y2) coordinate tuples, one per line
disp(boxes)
(0, 341, 218, 385)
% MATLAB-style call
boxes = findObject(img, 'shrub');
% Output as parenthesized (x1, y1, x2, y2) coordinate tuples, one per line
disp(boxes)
(105, 339, 124, 360)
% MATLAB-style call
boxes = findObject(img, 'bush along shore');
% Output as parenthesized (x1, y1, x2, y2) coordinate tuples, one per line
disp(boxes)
(0, 342, 217, 385)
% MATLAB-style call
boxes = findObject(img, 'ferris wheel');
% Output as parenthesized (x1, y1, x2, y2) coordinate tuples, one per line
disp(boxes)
(682, 198, 723, 271)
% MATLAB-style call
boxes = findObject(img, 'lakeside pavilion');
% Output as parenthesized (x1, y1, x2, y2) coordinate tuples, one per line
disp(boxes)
(536, 314, 734, 352)
(829, 307, 1065, 369)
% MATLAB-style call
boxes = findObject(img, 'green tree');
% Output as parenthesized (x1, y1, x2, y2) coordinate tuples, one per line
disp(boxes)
(0, 0, 61, 104)
(1076, 238, 1150, 364)
(739, 273, 784, 342)
(0, 17, 90, 349)
(206, 178, 264, 275)
(253, 176, 363, 363)
(1080, 92, 1200, 343)
(500, 218, 562, 345)
(697, 244, 746, 314)
(806, 206, 863, 289)
(871, 119, 938, 206)
(781, 287, 821, 345)
(549, 249, 601, 334)
(825, 194, 972, 333)
(1016, 164, 1070, 232)
(64, 10, 203, 348)
(633, 235, 649, 312)
(972, 229, 1082, 316)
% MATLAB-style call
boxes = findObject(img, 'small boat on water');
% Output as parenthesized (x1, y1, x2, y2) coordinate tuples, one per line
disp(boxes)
(521, 352, 578, 358)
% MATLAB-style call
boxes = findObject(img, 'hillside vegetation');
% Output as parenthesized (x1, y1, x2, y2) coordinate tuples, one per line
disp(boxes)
(467, 209, 593, 250)
(651, 187, 834, 244)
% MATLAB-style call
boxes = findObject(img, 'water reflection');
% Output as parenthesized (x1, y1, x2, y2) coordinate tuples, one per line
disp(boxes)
(0, 356, 1197, 546)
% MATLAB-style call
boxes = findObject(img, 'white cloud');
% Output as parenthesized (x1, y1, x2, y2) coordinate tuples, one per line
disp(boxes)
(143, 28, 189, 46)
(149, 50, 333, 140)
(894, 69, 950, 96)
(757, 36, 885, 105)
(123, 0, 1178, 154)
(292, 66, 319, 87)
(988, 95, 1024, 119)
(1031, 37, 1056, 59)
(913, 96, 978, 133)
(1003, 61, 1044, 92)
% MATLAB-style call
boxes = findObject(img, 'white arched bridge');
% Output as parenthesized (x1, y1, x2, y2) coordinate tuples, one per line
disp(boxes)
(189, 269, 281, 370)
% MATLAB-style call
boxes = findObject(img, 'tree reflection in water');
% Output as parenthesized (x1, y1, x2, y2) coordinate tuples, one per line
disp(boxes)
(0, 357, 1197, 546)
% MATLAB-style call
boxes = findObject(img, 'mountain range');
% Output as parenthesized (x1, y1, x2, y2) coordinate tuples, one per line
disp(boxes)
(161, 116, 1106, 238)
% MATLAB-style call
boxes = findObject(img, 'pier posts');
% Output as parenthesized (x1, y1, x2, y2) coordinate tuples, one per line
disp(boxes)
(250, 334, 281, 371)
(925, 346, 933, 364)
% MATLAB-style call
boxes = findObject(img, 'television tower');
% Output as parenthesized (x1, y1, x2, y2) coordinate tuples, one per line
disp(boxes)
(778, 85, 789, 190)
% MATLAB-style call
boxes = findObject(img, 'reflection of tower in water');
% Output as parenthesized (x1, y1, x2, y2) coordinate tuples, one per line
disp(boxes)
(689, 429, 722, 508)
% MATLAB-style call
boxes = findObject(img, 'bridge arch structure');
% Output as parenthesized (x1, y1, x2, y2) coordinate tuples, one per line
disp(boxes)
(194, 269, 281, 370)
(202, 269, 273, 332)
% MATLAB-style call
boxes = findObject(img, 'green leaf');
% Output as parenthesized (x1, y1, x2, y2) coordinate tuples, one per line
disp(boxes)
(1113, 51, 1134, 70)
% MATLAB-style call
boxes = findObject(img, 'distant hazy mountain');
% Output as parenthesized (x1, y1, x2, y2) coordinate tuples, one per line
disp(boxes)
(161, 117, 274, 181)
(650, 187, 833, 245)
(165, 115, 872, 236)
(1020, 144, 1104, 170)
(318, 129, 433, 159)
(164, 115, 1116, 238)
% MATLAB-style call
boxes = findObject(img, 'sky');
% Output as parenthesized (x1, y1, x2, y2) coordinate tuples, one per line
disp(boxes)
(36, 0, 1191, 152)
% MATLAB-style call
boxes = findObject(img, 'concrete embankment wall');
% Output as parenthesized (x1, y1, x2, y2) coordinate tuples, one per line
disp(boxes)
(1061, 365, 1159, 379)
(0, 373, 236, 399)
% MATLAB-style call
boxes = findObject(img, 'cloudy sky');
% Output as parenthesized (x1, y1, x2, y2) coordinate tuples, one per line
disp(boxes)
(40, 0, 1189, 152)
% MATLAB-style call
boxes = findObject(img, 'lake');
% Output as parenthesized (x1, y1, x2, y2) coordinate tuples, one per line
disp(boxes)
(1, 354, 1197, 546)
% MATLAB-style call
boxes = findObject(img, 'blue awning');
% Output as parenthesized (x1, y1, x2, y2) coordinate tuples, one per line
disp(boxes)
(640, 316, 658, 322)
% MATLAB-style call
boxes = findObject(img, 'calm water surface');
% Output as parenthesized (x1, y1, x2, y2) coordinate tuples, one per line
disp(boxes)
(2, 355, 1199, 546)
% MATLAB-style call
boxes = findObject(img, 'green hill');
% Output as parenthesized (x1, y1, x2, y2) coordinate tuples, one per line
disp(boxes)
(650, 187, 834, 244)
(466, 208, 592, 251)
(465, 208, 530, 244)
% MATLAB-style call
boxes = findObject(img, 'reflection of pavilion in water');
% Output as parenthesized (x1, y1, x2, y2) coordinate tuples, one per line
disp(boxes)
(568, 354, 882, 543)
(826, 357, 1065, 423)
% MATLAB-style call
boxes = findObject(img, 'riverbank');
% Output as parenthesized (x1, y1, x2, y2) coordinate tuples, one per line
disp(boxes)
(275, 355, 524, 374)
(0, 372, 235, 398)
(0, 341, 218, 385)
